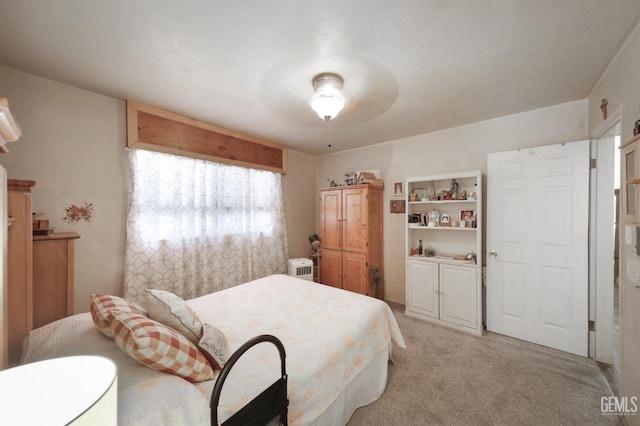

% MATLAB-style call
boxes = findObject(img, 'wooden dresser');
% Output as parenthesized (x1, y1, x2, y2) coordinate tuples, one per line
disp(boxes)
(32, 232, 80, 329)
(6, 179, 80, 366)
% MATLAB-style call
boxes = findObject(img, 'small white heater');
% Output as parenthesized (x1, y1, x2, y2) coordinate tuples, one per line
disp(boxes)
(288, 258, 313, 281)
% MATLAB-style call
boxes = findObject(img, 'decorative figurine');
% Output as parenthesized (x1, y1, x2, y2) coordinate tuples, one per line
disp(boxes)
(427, 182, 436, 200)
(308, 234, 321, 255)
(450, 179, 458, 200)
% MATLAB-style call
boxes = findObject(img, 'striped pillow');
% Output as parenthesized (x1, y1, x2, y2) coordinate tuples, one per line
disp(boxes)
(110, 311, 214, 383)
(90, 294, 148, 339)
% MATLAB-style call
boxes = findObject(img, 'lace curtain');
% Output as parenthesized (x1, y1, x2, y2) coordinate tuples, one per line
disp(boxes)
(123, 149, 288, 303)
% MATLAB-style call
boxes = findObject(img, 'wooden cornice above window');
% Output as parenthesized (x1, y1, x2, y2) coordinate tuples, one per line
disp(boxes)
(126, 100, 287, 174)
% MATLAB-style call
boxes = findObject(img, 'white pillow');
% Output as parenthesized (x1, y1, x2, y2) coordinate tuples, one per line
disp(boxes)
(197, 323, 228, 370)
(145, 289, 203, 343)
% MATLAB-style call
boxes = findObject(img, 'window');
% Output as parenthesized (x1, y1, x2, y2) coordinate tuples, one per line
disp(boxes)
(123, 149, 288, 302)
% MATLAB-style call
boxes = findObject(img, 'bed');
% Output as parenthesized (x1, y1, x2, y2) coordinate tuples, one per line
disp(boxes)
(20, 274, 406, 425)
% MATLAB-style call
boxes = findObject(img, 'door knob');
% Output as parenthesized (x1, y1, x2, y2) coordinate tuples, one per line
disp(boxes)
(489, 250, 498, 258)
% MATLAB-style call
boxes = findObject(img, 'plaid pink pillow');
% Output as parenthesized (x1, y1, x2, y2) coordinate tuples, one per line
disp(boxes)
(110, 311, 214, 383)
(89, 294, 148, 339)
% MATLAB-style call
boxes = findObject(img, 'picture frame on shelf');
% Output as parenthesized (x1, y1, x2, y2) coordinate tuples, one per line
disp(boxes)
(393, 181, 404, 196)
(459, 209, 476, 228)
(390, 200, 405, 213)
(427, 209, 440, 226)
(411, 188, 425, 201)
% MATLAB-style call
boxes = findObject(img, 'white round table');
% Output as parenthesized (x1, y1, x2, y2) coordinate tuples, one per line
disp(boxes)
(0, 355, 117, 425)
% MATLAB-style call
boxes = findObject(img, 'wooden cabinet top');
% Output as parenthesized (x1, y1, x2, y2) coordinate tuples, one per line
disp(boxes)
(8, 179, 36, 192)
(33, 232, 80, 242)
(319, 184, 382, 192)
(620, 133, 640, 150)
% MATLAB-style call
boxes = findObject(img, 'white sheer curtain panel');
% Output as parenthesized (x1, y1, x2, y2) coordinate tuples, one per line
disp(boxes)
(123, 149, 288, 303)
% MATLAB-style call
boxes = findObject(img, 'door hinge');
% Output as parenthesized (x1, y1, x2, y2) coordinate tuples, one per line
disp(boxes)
(590, 159, 597, 169)
(588, 320, 595, 331)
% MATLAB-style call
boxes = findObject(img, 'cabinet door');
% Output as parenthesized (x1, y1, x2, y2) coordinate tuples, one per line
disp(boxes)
(342, 251, 367, 295)
(406, 261, 439, 318)
(342, 188, 367, 253)
(320, 249, 342, 289)
(439, 264, 478, 328)
(320, 190, 342, 250)
(32, 237, 77, 329)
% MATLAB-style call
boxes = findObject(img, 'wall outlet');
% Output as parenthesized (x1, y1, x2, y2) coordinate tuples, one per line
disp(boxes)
(391, 273, 396, 282)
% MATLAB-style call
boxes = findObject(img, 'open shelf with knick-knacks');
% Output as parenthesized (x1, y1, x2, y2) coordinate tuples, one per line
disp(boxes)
(404, 170, 483, 335)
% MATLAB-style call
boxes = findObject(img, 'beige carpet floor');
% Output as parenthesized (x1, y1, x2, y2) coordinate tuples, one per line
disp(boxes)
(348, 307, 622, 426)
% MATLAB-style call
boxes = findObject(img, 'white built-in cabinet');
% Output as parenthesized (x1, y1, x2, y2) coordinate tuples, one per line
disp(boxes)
(404, 170, 483, 335)
(618, 133, 640, 415)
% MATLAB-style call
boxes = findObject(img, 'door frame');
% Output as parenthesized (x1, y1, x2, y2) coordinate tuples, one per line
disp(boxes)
(590, 107, 623, 363)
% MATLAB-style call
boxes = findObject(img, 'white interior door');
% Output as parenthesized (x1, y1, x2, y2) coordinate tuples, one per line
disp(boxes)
(487, 140, 590, 356)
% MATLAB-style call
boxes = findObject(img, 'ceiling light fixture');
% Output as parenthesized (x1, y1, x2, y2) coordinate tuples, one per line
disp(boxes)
(311, 73, 345, 121)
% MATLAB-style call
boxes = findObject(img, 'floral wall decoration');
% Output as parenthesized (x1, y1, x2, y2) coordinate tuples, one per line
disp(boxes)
(63, 202, 94, 224)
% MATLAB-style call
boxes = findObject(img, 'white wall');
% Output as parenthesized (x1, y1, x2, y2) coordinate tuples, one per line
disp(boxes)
(0, 66, 128, 314)
(282, 149, 318, 258)
(316, 99, 589, 304)
(0, 66, 317, 313)
(588, 23, 640, 141)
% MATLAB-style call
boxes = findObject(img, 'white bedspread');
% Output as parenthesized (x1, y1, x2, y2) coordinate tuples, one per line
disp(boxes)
(21, 274, 405, 425)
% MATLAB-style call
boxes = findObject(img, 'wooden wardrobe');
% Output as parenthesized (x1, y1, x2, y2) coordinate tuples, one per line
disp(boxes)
(319, 184, 383, 298)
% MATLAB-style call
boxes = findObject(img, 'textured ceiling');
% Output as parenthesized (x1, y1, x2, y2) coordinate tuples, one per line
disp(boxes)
(1, 0, 639, 155)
